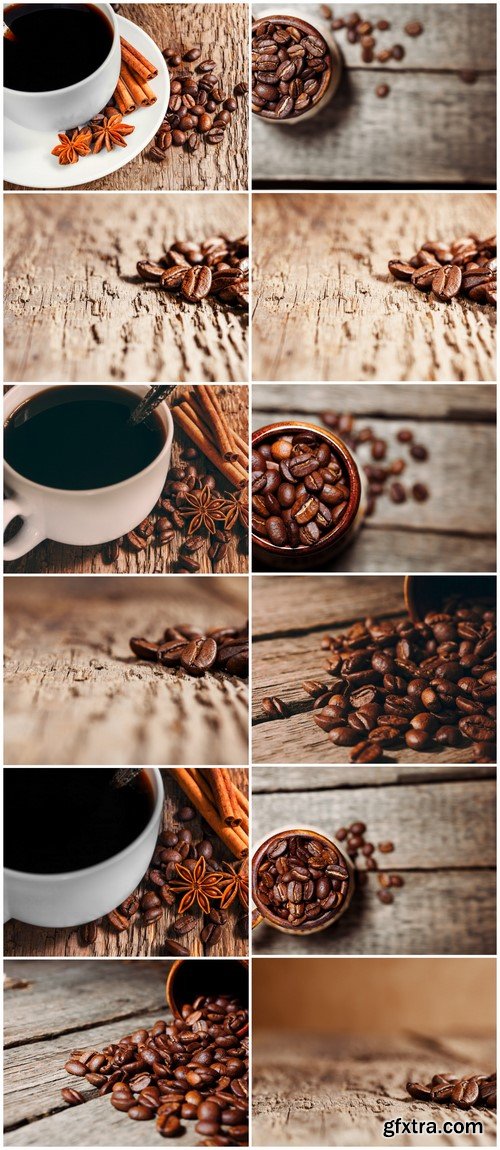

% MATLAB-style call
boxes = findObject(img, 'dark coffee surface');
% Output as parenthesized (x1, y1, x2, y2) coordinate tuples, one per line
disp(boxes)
(4, 386, 165, 490)
(4, 769, 154, 873)
(4, 4, 113, 92)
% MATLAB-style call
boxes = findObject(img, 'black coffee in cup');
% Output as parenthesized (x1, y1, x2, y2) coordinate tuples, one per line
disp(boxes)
(3, 3, 114, 93)
(4, 769, 155, 873)
(4, 386, 165, 490)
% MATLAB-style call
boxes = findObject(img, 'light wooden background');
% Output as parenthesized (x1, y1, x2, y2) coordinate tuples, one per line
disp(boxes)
(252, 3, 496, 187)
(252, 765, 496, 955)
(252, 575, 493, 764)
(4, 4, 249, 192)
(252, 383, 496, 572)
(4, 193, 248, 383)
(252, 1031, 496, 1146)
(5, 384, 249, 575)
(252, 192, 496, 382)
(4, 577, 248, 765)
(5, 959, 245, 1146)
(4, 767, 248, 958)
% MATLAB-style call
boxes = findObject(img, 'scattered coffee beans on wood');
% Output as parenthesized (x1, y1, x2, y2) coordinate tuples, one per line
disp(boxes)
(407, 1071, 496, 1109)
(335, 820, 404, 903)
(61, 993, 249, 1145)
(253, 429, 350, 549)
(252, 15, 332, 120)
(130, 622, 248, 679)
(325, 9, 424, 94)
(389, 234, 496, 307)
(254, 831, 350, 928)
(137, 234, 249, 310)
(150, 45, 247, 160)
(319, 410, 430, 518)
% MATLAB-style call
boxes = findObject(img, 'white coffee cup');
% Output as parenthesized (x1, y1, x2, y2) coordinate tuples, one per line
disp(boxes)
(4, 384, 174, 560)
(4, 2, 121, 132)
(4, 768, 164, 928)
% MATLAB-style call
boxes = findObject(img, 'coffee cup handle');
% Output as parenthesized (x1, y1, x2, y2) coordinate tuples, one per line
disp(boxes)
(4, 496, 45, 559)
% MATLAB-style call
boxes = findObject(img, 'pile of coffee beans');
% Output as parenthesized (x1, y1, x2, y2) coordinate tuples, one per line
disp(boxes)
(129, 621, 248, 678)
(62, 993, 249, 1144)
(320, 410, 430, 517)
(150, 45, 247, 158)
(308, 598, 496, 762)
(252, 16, 332, 120)
(335, 820, 404, 905)
(101, 436, 247, 571)
(252, 429, 350, 548)
(407, 1071, 496, 1109)
(137, 234, 249, 309)
(389, 234, 496, 307)
(79, 804, 248, 953)
(253, 831, 351, 928)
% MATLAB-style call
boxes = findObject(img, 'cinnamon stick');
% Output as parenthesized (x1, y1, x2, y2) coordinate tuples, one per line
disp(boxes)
(197, 386, 235, 461)
(113, 76, 136, 116)
(204, 768, 240, 826)
(173, 404, 244, 488)
(171, 769, 247, 858)
(183, 399, 247, 481)
(120, 62, 149, 106)
(189, 389, 248, 464)
(120, 36, 158, 80)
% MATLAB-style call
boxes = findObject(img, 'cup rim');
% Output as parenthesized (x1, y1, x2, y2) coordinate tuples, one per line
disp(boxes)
(252, 420, 362, 557)
(3, 1, 118, 97)
(3, 384, 174, 497)
(252, 824, 354, 933)
(4, 767, 164, 882)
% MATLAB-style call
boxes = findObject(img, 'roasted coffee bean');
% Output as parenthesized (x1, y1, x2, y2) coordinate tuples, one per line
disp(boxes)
(376, 83, 390, 98)
(78, 921, 98, 946)
(390, 233, 496, 309)
(173, 914, 198, 935)
(61, 1087, 85, 1105)
(182, 265, 212, 302)
(404, 21, 423, 35)
(164, 938, 190, 956)
(262, 695, 290, 718)
(377, 889, 393, 904)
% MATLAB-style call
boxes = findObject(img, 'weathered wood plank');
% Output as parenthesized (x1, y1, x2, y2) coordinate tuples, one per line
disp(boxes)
(252, 192, 496, 383)
(253, 383, 497, 420)
(252, 1033, 497, 1146)
(4, 193, 249, 384)
(5, 3, 249, 194)
(5, 384, 249, 575)
(4, 576, 248, 765)
(252, 764, 496, 791)
(252, 574, 405, 636)
(254, 527, 495, 574)
(5, 1096, 188, 1146)
(4, 768, 248, 957)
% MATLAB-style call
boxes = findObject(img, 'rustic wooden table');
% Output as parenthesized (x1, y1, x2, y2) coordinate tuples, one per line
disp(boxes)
(4, 959, 227, 1145)
(4, 576, 248, 765)
(252, 765, 496, 955)
(4, 767, 248, 959)
(252, 3, 496, 188)
(4, 193, 248, 384)
(252, 383, 496, 572)
(251, 574, 492, 764)
(4, 4, 249, 193)
(5, 384, 249, 575)
(252, 192, 496, 382)
(252, 1032, 497, 1146)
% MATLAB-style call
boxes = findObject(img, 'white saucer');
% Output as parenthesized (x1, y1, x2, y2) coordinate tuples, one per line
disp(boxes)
(4, 16, 169, 189)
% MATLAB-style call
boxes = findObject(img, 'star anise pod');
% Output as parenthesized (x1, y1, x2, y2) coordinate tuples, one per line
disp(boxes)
(51, 127, 92, 165)
(92, 113, 135, 153)
(220, 487, 249, 531)
(179, 485, 227, 536)
(218, 861, 248, 910)
(170, 856, 223, 914)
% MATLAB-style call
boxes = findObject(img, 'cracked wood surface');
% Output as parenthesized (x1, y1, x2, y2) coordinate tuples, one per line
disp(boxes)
(4, 3, 249, 193)
(252, 3, 496, 187)
(3, 960, 209, 1144)
(252, 192, 496, 382)
(5, 384, 249, 575)
(251, 767, 496, 955)
(252, 383, 496, 572)
(4, 576, 248, 765)
(4, 767, 248, 958)
(251, 575, 488, 764)
(4, 193, 248, 383)
(252, 1033, 496, 1146)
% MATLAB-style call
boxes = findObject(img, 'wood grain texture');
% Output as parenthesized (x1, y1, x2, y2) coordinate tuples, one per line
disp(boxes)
(253, 763, 496, 791)
(252, 3, 496, 187)
(4, 193, 249, 383)
(252, 1033, 497, 1146)
(4, 767, 248, 958)
(5, 384, 249, 575)
(251, 770, 496, 954)
(252, 383, 496, 573)
(252, 192, 496, 382)
(4, 576, 248, 765)
(4, 959, 224, 1145)
(4, 3, 249, 192)
(251, 575, 490, 764)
